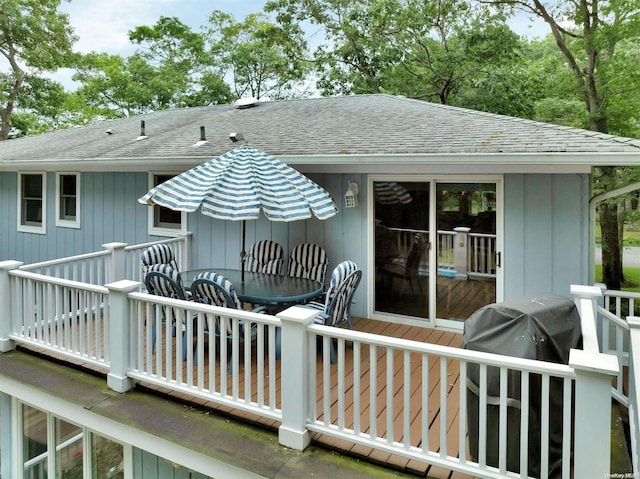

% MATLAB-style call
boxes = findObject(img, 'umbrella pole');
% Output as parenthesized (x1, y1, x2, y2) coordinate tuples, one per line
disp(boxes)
(241, 220, 246, 282)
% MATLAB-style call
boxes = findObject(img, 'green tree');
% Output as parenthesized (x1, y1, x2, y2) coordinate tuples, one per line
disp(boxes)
(266, 0, 521, 103)
(129, 16, 233, 106)
(72, 53, 161, 117)
(0, 0, 77, 139)
(479, 0, 640, 288)
(206, 11, 310, 99)
(9, 74, 72, 136)
(73, 17, 234, 116)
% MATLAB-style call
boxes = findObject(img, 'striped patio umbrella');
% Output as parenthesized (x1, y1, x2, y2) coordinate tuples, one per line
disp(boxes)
(138, 145, 338, 280)
(374, 181, 413, 205)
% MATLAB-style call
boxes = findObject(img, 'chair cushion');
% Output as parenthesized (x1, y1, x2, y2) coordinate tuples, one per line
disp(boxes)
(324, 260, 358, 307)
(246, 240, 284, 274)
(144, 263, 187, 299)
(141, 244, 179, 273)
(192, 271, 242, 309)
(288, 243, 328, 283)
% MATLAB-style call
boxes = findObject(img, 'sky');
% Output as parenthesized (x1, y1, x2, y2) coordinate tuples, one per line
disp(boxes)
(53, 0, 550, 88)
(60, 0, 267, 55)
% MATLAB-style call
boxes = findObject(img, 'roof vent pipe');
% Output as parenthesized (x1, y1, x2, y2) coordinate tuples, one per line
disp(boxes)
(200, 126, 206, 141)
(140, 120, 146, 136)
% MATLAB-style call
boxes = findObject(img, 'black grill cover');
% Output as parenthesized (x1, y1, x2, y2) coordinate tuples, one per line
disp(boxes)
(463, 294, 582, 477)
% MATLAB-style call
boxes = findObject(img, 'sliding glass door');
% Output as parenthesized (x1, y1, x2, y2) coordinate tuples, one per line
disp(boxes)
(374, 181, 431, 319)
(372, 177, 500, 326)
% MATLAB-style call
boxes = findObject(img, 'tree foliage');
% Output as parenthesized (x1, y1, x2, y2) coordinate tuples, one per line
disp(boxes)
(0, 0, 76, 139)
(72, 17, 234, 117)
(266, 0, 522, 104)
(206, 11, 310, 99)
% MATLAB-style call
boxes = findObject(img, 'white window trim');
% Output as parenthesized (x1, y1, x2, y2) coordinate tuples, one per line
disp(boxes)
(147, 172, 187, 237)
(12, 399, 128, 479)
(17, 171, 46, 235)
(55, 172, 81, 229)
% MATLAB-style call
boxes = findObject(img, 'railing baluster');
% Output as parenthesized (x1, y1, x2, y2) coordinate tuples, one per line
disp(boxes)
(458, 360, 467, 464)
(562, 377, 572, 478)
(403, 350, 411, 448)
(323, 336, 331, 425)
(370, 344, 377, 440)
(520, 371, 530, 477)
(498, 367, 507, 474)
(478, 363, 487, 468)
(338, 338, 345, 430)
(386, 347, 394, 445)
(353, 342, 361, 435)
(439, 358, 448, 458)
(540, 374, 550, 478)
(422, 352, 429, 454)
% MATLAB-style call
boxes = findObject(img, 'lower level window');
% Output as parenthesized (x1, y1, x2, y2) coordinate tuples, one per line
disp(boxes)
(21, 404, 124, 479)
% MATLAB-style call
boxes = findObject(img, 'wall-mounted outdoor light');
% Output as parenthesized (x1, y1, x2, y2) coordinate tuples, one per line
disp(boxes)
(345, 181, 359, 208)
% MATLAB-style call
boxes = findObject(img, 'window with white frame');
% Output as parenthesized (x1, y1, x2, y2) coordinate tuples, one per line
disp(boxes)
(148, 173, 186, 236)
(19, 403, 124, 479)
(18, 172, 46, 234)
(56, 173, 81, 228)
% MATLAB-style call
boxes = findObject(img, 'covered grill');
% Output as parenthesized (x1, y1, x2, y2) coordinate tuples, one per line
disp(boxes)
(463, 294, 582, 477)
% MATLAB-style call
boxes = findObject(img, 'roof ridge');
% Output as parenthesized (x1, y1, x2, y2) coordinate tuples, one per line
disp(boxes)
(384, 94, 640, 149)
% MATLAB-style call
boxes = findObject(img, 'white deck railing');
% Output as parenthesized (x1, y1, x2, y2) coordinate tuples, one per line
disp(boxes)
(593, 287, 640, 473)
(123, 234, 191, 285)
(123, 289, 282, 421)
(0, 255, 630, 478)
(307, 324, 575, 478)
(7, 269, 109, 368)
(19, 249, 111, 285)
(16, 234, 191, 287)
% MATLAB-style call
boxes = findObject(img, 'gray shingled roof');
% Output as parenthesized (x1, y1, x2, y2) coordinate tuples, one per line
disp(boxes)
(1, 94, 639, 170)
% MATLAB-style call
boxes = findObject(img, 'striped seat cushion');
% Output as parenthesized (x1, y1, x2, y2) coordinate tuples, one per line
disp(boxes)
(288, 243, 328, 283)
(141, 244, 179, 273)
(144, 263, 187, 299)
(246, 240, 284, 274)
(191, 271, 242, 310)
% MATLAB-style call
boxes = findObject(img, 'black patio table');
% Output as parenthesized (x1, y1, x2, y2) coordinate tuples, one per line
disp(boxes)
(181, 268, 324, 307)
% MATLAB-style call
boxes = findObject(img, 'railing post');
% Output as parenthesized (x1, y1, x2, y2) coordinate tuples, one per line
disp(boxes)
(570, 284, 603, 352)
(105, 279, 139, 393)
(627, 316, 640, 474)
(276, 306, 318, 451)
(453, 226, 470, 279)
(0, 261, 23, 352)
(178, 232, 192, 271)
(569, 349, 619, 478)
(103, 242, 128, 283)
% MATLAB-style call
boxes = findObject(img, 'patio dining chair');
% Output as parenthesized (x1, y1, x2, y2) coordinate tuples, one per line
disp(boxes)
(143, 263, 190, 359)
(308, 260, 359, 326)
(287, 243, 328, 285)
(245, 240, 284, 275)
(190, 271, 266, 369)
(141, 243, 179, 277)
(304, 267, 362, 363)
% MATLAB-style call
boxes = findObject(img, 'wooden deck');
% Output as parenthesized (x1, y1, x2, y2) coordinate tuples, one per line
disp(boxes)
(19, 317, 476, 478)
